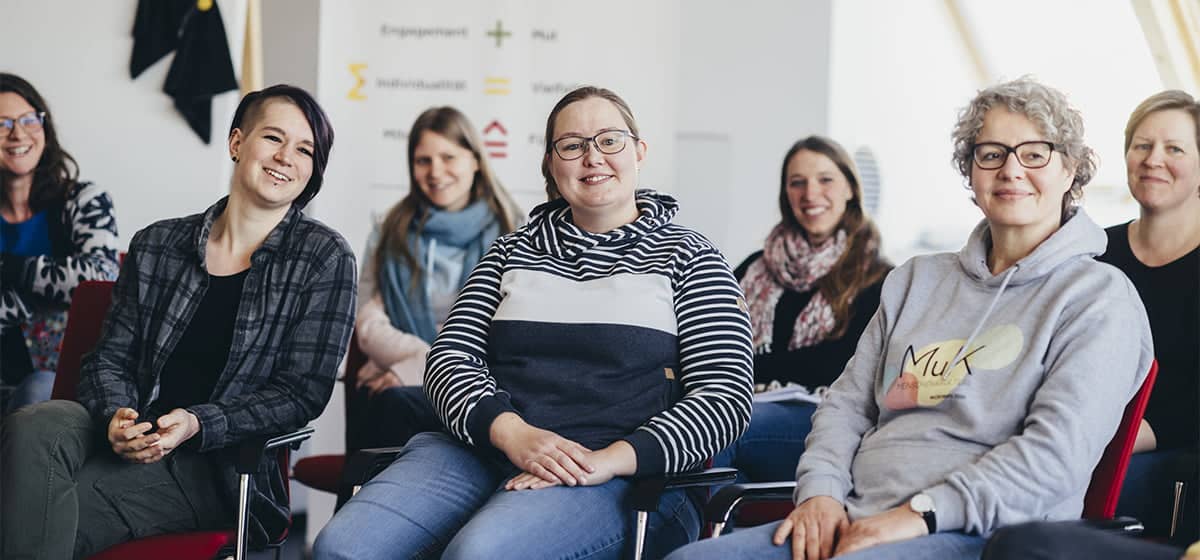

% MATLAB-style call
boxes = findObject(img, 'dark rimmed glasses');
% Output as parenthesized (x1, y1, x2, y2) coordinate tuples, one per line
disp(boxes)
(971, 141, 1057, 170)
(0, 112, 46, 135)
(551, 130, 638, 161)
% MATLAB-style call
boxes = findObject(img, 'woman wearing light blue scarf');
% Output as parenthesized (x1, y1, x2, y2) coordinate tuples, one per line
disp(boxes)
(353, 107, 521, 451)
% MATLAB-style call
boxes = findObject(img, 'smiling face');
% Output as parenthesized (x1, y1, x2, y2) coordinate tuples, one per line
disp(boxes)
(546, 96, 646, 232)
(411, 130, 479, 212)
(228, 99, 315, 210)
(970, 108, 1075, 236)
(1125, 108, 1200, 215)
(784, 149, 854, 244)
(0, 92, 45, 180)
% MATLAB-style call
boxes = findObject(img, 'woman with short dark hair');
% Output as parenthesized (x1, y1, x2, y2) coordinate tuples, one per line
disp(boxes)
(0, 84, 356, 558)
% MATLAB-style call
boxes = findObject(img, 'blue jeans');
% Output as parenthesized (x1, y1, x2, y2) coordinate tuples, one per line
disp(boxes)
(4, 369, 55, 415)
(712, 401, 815, 483)
(665, 521, 985, 560)
(314, 432, 702, 560)
(1116, 448, 1198, 540)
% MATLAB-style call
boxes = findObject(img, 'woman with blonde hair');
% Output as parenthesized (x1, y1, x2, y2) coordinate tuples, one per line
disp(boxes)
(349, 106, 523, 451)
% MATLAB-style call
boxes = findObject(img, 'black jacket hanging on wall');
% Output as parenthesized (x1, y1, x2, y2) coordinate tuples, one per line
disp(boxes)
(129, 0, 239, 144)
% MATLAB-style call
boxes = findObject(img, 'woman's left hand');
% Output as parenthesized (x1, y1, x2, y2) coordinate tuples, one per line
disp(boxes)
(506, 441, 637, 491)
(831, 506, 927, 557)
(135, 408, 202, 464)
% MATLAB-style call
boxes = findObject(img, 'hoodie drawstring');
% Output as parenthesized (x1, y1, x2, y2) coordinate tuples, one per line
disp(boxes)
(948, 264, 1018, 370)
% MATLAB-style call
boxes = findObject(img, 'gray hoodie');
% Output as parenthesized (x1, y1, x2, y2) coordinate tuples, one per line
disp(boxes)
(794, 210, 1154, 535)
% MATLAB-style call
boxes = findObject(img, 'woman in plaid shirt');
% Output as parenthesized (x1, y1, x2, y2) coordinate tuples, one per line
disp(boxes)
(0, 84, 356, 558)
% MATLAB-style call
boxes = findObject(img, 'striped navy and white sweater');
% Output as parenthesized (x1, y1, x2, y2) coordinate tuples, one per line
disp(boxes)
(425, 189, 754, 476)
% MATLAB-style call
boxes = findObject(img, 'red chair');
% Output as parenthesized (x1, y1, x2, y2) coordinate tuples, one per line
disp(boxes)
(291, 330, 368, 503)
(704, 360, 1160, 535)
(51, 280, 312, 560)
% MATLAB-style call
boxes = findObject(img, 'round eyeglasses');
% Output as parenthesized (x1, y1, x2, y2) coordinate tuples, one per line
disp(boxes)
(551, 130, 638, 161)
(0, 112, 46, 135)
(972, 141, 1057, 170)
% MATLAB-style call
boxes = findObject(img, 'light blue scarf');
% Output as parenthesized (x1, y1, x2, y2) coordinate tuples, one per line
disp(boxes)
(380, 200, 499, 344)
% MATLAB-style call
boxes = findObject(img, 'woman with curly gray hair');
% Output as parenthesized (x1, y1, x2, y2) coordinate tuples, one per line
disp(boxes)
(668, 77, 1153, 560)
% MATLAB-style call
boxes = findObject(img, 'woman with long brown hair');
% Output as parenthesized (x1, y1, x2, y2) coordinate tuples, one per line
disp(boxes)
(350, 106, 521, 450)
(713, 135, 891, 483)
(0, 73, 119, 414)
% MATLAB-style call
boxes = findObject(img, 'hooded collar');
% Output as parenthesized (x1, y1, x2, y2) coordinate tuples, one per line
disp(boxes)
(522, 188, 679, 260)
(188, 196, 302, 270)
(957, 210, 1108, 287)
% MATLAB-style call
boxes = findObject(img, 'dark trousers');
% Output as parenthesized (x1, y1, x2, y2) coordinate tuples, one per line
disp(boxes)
(983, 521, 1183, 560)
(352, 385, 444, 452)
(0, 400, 233, 559)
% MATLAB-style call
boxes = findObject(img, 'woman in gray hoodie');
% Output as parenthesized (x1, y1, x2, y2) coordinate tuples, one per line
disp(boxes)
(668, 77, 1155, 560)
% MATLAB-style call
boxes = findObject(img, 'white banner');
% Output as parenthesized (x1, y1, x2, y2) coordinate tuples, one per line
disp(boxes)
(313, 0, 681, 257)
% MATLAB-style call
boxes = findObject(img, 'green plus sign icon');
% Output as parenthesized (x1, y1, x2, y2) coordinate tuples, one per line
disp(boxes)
(486, 20, 511, 48)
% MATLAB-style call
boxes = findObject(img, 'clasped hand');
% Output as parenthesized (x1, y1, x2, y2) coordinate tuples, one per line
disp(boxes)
(107, 407, 201, 464)
(772, 497, 927, 559)
(489, 412, 635, 491)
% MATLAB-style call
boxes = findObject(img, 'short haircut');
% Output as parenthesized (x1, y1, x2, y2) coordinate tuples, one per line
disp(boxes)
(229, 84, 334, 208)
(1123, 90, 1200, 153)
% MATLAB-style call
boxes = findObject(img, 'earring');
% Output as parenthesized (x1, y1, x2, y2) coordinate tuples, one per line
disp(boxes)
(231, 155, 238, 163)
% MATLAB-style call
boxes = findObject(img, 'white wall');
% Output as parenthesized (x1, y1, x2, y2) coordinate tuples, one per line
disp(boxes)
(674, 0, 834, 263)
(2, 0, 246, 247)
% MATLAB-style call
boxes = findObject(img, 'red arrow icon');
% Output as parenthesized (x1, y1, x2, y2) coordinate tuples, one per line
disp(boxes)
(483, 120, 508, 135)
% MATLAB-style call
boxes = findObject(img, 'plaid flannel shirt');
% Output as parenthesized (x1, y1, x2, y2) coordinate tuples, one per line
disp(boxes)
(78, 197, 356, 542)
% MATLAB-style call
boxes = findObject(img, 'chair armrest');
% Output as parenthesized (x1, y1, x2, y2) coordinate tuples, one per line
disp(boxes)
(704, 481, 796, 525)
(235, 426, 315, 474)
(630, 468, 739, 512)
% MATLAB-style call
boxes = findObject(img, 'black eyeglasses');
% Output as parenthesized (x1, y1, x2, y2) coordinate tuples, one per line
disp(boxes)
(0, 112, 46, 135)
(971, 141, 1057, 170)
(551, 130, 638, 161)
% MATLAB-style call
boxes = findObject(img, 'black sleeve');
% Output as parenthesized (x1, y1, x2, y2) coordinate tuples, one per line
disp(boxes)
(754, 278, 885, 388)
(733, 251, 763, 283)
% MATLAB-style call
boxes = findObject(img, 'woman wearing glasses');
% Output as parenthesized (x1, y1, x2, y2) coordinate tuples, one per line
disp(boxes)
(983, 90, 1200, 559)
(349, 107, 522, 453)
(0, 73, 119, 414)
(713, 136, 891, 484)
(669, 77, 1153, 560)
(315, 86, 754, 559)
(1, 84, 356, 558)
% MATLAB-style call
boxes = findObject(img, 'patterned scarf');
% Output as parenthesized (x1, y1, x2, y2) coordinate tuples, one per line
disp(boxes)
(741, 225, 847, 354)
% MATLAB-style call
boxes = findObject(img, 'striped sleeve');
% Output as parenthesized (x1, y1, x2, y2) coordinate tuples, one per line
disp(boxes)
(423, 239, 510, 447)
(623, 245, 755, 475)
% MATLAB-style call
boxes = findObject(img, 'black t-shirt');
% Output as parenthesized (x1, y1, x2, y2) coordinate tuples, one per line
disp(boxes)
(1097, 222, 1200, 451)
(153, 269, 248, 413)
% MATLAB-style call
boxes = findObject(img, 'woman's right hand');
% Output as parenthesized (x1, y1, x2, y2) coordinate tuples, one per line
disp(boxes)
(772, 495, 849, 560)
(355, 362, 403, 396)
(106, 407, 160, 461)
(489, 412, 595, 486)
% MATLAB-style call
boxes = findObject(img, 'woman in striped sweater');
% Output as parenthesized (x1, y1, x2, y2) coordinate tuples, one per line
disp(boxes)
(315, 86, 754, 559)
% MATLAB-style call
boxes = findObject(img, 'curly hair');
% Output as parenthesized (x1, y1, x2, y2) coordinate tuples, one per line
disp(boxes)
(951, 76, 1097, 220)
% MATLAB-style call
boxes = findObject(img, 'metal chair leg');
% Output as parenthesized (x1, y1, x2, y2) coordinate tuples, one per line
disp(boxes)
(710, 521, 726, 538)
(1170, 481, 1187, 539)
(634, 510, 648, 560)
(236, 473, 251, 560)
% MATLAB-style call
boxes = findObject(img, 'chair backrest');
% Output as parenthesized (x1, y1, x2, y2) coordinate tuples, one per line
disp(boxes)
(1082, 359, 1159, 520)
(342, 331, 369, 452)
(51, 280, 116, 401)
